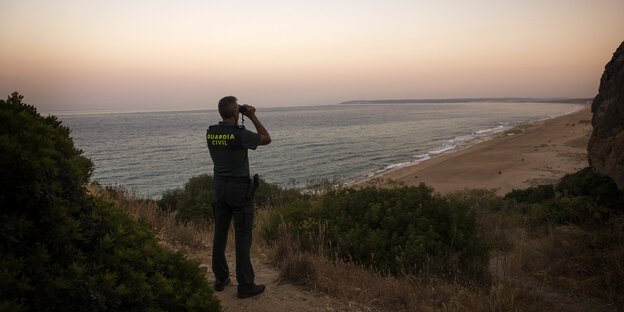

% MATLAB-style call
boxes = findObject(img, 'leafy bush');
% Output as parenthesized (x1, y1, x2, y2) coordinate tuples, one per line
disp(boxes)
(557, 167, 622, 210)
(0, 93, 221, 311)
(505, 185, 555, 204)
(503, 167, 622, 226)
(158, 189, 183, 212)
(264, 183, 491, 282)
(256, 177, 307, 209)
(158, 174, 305, 223)
(176, 174, 215, 222)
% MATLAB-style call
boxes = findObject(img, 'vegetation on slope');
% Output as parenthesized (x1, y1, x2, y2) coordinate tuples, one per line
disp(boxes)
(0, 93, 221, 311)
(160, 161, 623, 309)
(160, 168, 624, 310)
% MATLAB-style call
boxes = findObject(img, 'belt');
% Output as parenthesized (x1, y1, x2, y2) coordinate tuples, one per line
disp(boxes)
(214, 175, 250, 183)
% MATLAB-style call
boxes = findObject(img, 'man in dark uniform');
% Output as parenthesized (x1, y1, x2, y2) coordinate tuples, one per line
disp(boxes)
(206, 96, 271, 299)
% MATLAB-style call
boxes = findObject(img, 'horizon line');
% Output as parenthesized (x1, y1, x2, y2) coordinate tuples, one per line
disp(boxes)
(40, 96, 594, 116)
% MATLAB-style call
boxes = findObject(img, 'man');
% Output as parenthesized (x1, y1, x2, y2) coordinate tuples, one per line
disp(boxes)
(206, 96, 271, 299)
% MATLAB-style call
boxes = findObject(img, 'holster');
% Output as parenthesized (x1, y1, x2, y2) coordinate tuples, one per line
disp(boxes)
(247, 174, 259, 200)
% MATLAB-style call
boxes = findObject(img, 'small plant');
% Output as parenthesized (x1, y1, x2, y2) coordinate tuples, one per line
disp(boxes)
(503, 128, 522, 136)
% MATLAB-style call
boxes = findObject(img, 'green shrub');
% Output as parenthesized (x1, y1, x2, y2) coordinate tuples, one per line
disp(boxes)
(158, 174, 306, 223)
(264, 184, 491, 282)
(177, 174, 215, 222)
(557, 167, 622, 210)
(502, 167, 622, 226)
(159, 188, 183, 212)
(0, 93, 221, 311)
(256, 177, 308, 208)
(505, 185, 555, 204)
(157, 174, 215, 223)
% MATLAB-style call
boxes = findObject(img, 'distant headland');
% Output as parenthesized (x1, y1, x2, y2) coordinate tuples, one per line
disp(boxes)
(340, 97, 593, 104)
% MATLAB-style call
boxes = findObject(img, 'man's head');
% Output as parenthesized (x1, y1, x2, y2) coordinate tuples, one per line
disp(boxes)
(218, 96, 238, 120)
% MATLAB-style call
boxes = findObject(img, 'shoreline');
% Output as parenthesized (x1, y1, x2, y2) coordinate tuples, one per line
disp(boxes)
(352, 103, 586, 182)
(359, 103, 592, 195)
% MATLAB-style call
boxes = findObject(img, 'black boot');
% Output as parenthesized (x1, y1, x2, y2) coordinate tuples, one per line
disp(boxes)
(237, 284, 265, 299)
(213, 277, 230, 291)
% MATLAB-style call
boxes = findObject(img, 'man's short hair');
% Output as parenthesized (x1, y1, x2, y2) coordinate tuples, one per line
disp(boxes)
(218, 96, 238, 119)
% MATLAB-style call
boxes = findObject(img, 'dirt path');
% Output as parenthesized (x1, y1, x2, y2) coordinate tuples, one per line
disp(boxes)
(201, 248, 375, 312)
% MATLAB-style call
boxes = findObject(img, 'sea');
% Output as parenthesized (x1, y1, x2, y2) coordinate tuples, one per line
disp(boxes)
(55, 102, 584, 198)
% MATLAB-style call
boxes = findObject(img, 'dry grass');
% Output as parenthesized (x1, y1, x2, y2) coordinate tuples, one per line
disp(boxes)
(465, 189, 623, 311)
(267, 233, 555, 312)
(511, 220, 624, 308)
(88, 184, 214, 253)
(88, 184, 270, 264)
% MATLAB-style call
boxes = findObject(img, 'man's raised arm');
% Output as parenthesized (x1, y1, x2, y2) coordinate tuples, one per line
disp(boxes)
(242, 104, 271, 145)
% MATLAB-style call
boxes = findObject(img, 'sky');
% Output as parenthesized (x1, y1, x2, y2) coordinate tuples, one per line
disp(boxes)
(1, 0, 623, 112)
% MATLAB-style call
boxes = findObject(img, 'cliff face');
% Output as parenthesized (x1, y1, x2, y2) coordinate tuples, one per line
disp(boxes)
(588, 41, 624, 190)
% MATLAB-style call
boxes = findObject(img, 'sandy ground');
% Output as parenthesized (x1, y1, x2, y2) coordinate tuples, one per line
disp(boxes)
(365, 104, 592, 195)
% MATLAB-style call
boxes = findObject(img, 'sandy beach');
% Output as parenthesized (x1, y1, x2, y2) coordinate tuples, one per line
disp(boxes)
(365, 104, 593, 195)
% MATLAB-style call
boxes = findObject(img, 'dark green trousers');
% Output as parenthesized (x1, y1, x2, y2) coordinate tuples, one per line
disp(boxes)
(211, 178, 255, 291)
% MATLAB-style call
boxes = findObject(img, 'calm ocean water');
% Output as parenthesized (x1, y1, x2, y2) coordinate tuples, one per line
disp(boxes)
(57, 102, 582, 198)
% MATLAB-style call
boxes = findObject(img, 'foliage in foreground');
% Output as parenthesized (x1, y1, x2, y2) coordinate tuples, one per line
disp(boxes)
(0, 93, 221, 311)
(264, 183, 492, 282)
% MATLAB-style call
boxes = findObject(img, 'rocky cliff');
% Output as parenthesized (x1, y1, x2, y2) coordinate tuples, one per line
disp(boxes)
(588, 41, 624, 190)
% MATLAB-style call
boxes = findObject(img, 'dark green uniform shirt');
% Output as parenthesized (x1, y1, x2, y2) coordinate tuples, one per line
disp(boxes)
(206, 121, 261, 177)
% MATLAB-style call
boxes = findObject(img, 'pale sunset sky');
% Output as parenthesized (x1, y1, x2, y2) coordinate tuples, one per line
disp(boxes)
(1, 0, 623, 111)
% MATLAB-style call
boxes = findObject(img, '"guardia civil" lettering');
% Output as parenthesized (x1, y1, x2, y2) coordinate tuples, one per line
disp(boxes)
(207, 133, 235, 146)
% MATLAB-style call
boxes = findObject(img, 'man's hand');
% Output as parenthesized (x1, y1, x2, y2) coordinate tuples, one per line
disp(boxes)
(241, 104, 255, 117)
(241, 104, 271, 145)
